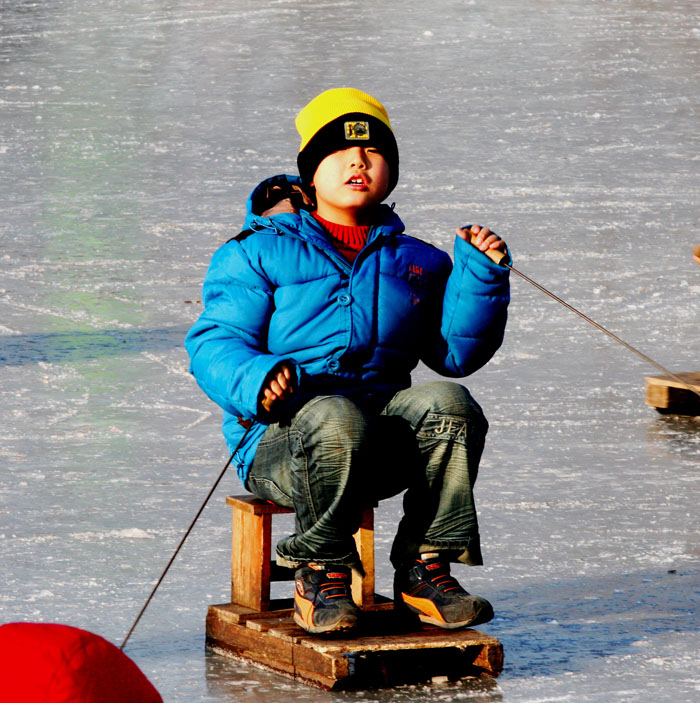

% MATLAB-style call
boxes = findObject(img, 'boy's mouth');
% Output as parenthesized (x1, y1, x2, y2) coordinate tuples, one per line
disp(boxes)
(346, 174, 368, 188)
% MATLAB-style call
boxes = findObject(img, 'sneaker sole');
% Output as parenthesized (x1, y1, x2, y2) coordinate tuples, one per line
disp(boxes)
(399, 594, 494, 630)
(293, 611, 359, 635)
(415, 606, 493, 629)
(294, 590, 360, 634)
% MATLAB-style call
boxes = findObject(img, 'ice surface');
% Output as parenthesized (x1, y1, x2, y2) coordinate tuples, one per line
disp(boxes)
(1, 1, 698, 702)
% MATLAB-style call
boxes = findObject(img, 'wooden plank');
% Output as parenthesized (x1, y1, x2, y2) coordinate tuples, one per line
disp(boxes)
(304, 625, 501, 654)
(646, 371, 700, 392)
(206, 611, 341, 689)
(246, 617, 289, 633)
(646, 372, 700, 415)
(472, 642, 504, 678)
(360, 596, 393, 612)
(208, 602, 294, 625)
(226, 494, 295, 515)
(231, 508, 271, 610)
(267, 621, 318, 645)
(207, 617, 297, 679)
(352, 507, 376, 607)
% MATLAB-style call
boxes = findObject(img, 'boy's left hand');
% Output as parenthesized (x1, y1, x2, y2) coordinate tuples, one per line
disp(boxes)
(260, 361, 296, 412)
(456, 224, 507, 254)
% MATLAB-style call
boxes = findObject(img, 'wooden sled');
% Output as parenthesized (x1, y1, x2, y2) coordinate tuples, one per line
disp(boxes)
(645, 372, 700, 415)
(205, 495, 503, 690)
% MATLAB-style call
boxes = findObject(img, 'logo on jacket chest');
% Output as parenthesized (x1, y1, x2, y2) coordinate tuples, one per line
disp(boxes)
(407, 263, 433, 306)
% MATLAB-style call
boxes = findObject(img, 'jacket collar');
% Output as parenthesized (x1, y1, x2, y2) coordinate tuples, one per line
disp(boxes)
(243, 175, 405, 244)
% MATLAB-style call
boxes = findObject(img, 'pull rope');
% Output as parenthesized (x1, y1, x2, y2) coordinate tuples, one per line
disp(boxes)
(120, 425, 251, 651)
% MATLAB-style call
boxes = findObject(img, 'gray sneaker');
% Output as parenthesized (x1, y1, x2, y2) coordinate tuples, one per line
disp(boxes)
(394, 553, 494, 629)
(294, 564, 361, 634)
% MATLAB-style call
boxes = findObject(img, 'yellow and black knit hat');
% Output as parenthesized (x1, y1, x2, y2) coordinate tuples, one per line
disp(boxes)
(295, 88, 399, 196)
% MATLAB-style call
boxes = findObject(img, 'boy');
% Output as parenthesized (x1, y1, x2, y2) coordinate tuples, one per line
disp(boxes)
(185, 88, 510, 634)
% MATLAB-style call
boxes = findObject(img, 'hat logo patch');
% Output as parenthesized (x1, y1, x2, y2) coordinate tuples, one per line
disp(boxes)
(345, 121, 370, 140)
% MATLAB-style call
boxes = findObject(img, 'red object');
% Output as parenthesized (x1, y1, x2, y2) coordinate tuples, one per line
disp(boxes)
(312, 211, 370, 262)
(0, 623, 162, 703)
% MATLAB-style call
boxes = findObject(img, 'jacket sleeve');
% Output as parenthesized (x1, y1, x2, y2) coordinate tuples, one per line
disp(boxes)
(421, 235, 510, 377)
(184, 239, 294, 420)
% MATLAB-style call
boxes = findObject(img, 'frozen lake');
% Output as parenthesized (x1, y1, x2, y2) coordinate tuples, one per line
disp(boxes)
(1, 1, 698, 701)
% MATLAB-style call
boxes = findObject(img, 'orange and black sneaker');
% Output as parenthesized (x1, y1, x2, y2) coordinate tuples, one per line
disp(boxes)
(394, 553, 494, 630)
(293, 564, 361, 634)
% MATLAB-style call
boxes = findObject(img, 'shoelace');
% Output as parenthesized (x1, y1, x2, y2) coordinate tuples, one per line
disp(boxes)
(424, 561, 462, 593)
(320, 573, 351, 600)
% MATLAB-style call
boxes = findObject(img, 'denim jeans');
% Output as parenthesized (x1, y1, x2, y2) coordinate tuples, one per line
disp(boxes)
(245, 381, 488, 571)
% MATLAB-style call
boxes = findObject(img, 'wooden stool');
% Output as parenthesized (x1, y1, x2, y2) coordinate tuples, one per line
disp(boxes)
(227, 494, 379, 612)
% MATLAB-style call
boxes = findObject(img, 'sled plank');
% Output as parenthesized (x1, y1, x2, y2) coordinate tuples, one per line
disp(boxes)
(645, 372, 700, 415)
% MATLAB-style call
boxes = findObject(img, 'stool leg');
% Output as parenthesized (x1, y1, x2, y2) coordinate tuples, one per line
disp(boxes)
(351, 507, 375, 607)
(231, 508, 271, 611)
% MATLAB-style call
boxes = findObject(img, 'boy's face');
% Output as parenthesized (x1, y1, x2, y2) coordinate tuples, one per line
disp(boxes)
(311, 146, 390, 226)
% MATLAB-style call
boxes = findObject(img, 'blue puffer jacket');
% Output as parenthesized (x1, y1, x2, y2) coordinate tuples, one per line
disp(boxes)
(185, 175, 510, 480)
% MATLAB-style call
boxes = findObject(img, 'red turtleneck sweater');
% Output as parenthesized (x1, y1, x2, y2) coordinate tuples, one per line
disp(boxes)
(312, 212, 369, 263)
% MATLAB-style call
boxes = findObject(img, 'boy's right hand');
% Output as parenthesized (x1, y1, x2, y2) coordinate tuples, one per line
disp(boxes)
(260, 362, 296, 412)
(456, 224, 506, 254)
(456, 224, 509, 266)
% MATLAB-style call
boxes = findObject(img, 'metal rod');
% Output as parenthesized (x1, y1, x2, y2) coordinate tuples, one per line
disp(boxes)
(503, 260, 700, 400)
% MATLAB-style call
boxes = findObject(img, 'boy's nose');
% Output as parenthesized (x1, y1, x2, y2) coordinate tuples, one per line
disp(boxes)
(347, 147, 369, 168)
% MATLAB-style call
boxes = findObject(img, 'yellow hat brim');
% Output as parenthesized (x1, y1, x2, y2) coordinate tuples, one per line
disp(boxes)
(295, 88, 393, 153)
